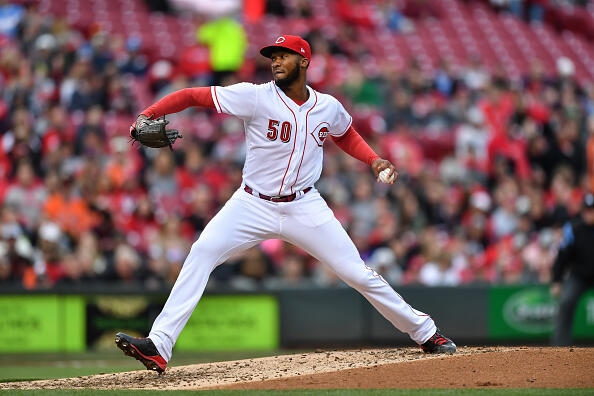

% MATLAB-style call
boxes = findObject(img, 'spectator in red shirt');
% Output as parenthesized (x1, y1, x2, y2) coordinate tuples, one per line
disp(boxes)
(487, 122, 531, 180)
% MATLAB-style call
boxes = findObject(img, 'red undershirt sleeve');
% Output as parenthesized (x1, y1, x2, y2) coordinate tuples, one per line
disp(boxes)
(331, 126, 381, 166)
(140, 87, 215, 119)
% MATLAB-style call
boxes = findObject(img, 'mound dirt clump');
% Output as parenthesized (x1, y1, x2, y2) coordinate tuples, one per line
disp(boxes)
(1, 347, 591, 390)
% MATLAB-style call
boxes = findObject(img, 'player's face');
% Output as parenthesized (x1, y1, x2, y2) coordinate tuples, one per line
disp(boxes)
(270, 50, 302, 87)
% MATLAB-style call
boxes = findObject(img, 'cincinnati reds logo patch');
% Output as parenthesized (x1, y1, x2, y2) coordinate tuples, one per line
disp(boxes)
(311, 123, 330, 147)
(275, 36, 286, 44)
(318, 127, 328, 140)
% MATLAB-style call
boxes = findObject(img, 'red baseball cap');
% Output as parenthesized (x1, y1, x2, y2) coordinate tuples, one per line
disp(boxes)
(260, 35, 311, 62)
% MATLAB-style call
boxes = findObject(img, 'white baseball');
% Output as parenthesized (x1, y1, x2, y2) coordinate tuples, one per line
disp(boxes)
(379, 168, 395, 183)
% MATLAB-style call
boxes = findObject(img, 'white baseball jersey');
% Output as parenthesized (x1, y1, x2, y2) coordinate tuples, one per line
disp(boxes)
(211, 82, 352, 196)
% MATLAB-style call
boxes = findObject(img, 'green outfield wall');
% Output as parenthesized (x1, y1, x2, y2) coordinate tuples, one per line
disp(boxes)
(0, 285, 592, 353)
(0, 295, 85, 352)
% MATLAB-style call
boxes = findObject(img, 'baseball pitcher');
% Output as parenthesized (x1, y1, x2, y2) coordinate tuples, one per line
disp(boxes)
(116, 35, 456, 373)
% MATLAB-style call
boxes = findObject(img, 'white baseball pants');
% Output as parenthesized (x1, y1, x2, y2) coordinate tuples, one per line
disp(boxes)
(149, 187, 436, 361)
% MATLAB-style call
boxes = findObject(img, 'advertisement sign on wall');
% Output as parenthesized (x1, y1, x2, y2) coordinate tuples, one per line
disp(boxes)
(489, 286, 594, 340)
(85, 296, 162, 349)
(0, 295, 85, 352)
(573, 292, 594, 338)
(176, 295, 279, 351)
(0, 294, 278, 352)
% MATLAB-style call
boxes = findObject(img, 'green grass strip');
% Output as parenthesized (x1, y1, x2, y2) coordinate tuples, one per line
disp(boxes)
(0, 367, 141, 382)
(0, 350, 305, 382)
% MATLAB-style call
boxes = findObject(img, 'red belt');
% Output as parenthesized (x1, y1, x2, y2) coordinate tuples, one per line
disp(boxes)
(244, 185, 312, 203)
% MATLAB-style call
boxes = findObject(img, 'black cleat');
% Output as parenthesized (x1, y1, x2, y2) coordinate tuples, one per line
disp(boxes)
(420, 329, 457, 354)
(115, 332, 167, 373)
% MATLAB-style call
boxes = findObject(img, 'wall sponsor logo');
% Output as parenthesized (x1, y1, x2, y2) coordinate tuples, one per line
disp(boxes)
(176, 295, 279, 351)
(502, 288, 557, 333)
(0, 295, 85, 352)
(587, 298, 594, 325)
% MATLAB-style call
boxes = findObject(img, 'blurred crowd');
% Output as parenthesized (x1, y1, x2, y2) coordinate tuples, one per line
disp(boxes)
(486, 0, 594, 39)
(1, 1, 593, 290)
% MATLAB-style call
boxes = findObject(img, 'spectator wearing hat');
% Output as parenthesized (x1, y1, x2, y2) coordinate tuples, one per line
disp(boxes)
(551, 193, 594, 345)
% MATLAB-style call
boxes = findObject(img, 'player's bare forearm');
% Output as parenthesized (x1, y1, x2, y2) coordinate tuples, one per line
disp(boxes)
(372, 158, 398, 184)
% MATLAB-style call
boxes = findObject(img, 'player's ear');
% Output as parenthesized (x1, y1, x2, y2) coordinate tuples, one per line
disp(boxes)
(301, 57, 309, 69)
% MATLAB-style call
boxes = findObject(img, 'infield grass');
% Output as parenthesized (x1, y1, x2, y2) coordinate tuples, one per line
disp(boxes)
(1, 389, 593, 395)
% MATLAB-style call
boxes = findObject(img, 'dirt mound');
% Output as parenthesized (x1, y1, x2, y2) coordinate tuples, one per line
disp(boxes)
(1, 347, 592, 390)
(221, 347, 594, 390)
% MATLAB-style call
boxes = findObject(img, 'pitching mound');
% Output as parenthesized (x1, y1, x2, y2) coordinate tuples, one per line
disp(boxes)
(1, 347, 592, 390)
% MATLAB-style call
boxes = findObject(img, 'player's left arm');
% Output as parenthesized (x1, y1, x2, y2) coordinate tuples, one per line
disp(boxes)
(331, 126, 398, 184)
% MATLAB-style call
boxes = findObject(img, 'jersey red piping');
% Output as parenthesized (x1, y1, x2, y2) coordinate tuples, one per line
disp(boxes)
(213, 86, 222, 113)
(364, 264, 389, 286)
(334, 116, 353, 138)
(275, 85, 299, 195)
(311, 121, 330, 130)
(290, 90, 318, 193)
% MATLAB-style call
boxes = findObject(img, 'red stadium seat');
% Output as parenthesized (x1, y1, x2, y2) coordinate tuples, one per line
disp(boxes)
(27, 0, 594, 83)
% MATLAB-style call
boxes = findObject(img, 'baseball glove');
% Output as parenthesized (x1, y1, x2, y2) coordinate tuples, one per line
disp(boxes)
(130, 116, 182, 150)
